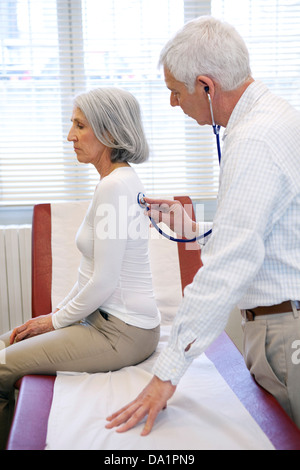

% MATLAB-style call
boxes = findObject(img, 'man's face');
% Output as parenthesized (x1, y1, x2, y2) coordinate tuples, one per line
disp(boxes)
(164, 67, 210, 126)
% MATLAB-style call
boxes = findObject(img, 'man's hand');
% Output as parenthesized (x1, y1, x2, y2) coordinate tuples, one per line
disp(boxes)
(144, 197, 198, 239)
(105, 375, 177, 436)
(10, 314, 54, 344)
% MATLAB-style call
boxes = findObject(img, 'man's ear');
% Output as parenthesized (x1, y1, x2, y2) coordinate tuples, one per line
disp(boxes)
(195, 76, 215, 98)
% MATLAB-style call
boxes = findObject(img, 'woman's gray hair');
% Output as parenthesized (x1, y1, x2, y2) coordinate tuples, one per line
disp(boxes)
(159, 16, 252, 93)
(74, 87, 149, 164)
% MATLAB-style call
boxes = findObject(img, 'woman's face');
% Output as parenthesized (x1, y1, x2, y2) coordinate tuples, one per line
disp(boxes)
(68, 107, 109, 168)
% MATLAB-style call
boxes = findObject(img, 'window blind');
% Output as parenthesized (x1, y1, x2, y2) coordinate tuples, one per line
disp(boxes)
(0, 0, 214, 206)
(211, 0, 300, 110)
(1, 0, 299, 207)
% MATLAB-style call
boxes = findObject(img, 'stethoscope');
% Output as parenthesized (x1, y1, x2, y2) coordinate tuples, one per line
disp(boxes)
(205, 86, 222, 165)
(137, 87, 221, 243)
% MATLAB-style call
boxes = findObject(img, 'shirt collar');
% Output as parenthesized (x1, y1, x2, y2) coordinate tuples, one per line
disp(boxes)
(222, 80, 269, 141)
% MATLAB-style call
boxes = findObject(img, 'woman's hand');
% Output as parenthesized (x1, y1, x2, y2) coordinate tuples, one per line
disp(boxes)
(106, 375, 176, 436)
(144, 197, 198, 239)
(10, 314, 55, 344)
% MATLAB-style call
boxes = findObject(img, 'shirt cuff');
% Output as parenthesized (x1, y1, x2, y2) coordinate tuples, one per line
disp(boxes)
(51, 311, 63, 330)
(152, 346, 193, 386)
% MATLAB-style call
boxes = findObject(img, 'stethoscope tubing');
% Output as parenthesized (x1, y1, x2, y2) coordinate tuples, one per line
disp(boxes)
(149, 213, 212, 243)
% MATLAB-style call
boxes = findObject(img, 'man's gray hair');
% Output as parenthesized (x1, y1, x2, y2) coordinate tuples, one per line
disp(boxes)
(159, 16, 252, 93)
(74, 87, 149, 163)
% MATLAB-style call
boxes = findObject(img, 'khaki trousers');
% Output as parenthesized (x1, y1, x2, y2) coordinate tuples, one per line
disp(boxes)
(0, 310, 160, 449)
(242, 304, 300, 428)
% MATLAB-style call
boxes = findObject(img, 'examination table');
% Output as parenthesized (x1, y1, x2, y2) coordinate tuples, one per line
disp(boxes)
(7, 199, 300, 450)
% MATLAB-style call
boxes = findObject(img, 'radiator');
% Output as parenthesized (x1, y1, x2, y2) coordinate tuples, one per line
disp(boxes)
(0, 225, 32, 335)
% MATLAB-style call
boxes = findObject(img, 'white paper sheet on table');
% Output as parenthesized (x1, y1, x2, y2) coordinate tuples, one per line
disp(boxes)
(45, 326, 274, 451)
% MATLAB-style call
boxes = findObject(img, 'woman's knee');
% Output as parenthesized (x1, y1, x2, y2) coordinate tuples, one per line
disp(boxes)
(0, 331, 12, 349)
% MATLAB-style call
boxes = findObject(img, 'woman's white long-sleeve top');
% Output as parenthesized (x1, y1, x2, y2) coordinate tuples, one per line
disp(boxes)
(52, 167, 160, 330)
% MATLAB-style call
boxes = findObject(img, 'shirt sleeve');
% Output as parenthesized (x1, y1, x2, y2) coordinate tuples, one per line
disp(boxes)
(153, 140, 285, 385)
(52, 178, 128, 329)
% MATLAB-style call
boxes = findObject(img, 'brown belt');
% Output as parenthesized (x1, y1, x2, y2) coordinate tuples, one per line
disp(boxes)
(243, 300, 300, 321)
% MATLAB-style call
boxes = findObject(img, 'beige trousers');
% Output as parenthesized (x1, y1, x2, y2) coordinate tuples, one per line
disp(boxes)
(242, 303, 300, 428)
(0, 310, 160, 449)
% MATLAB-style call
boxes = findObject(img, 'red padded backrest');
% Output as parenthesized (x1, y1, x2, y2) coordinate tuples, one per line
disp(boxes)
(174, 196, 202, 294)
(31, 204, 52, 317)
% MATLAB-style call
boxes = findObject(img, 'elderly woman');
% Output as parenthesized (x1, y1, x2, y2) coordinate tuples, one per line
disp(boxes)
(0, 87, 160, 449)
